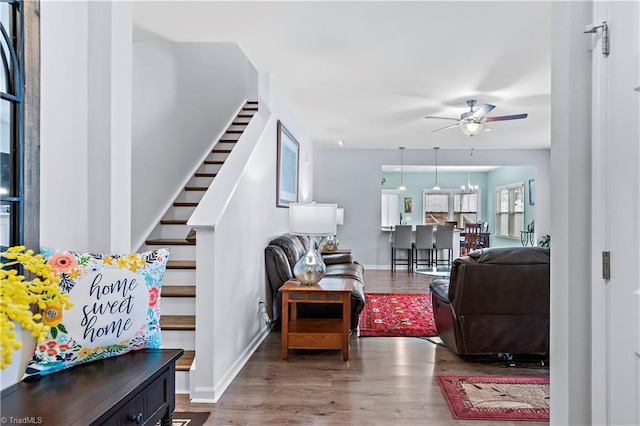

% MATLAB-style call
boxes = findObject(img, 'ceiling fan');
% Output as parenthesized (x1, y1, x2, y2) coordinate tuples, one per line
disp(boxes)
(425, 100, 528, 137)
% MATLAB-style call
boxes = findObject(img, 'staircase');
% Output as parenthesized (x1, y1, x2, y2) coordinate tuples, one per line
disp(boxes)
(140, 101, 258, 392)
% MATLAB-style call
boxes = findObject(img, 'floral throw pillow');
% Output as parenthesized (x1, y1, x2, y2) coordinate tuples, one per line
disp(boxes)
(23, 248, 170, 380)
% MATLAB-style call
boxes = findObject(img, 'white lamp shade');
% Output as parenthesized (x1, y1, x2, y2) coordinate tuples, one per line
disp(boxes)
(289, 203, 338, 236)
(336, 208, 344, 225)
(461, 122, 484, 136)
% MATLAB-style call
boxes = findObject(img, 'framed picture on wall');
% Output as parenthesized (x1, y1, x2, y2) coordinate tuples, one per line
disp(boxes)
(404, 197, 412, 213)
(529, 179, 535, 205)
(276, 121, 300, 208)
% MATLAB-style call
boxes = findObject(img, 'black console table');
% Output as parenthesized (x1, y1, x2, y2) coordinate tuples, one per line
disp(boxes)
(0, 348, 183, 425)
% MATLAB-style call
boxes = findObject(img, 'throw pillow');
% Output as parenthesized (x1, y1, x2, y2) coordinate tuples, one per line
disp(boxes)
(23, 248, 170, 380)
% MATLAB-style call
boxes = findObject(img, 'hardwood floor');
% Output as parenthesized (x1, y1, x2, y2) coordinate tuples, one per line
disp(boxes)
(176, 269, 549, 425)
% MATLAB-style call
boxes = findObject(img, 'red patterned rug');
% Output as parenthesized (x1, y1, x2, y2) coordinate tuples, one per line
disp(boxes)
(358, 293, 437, 337)
(437, 375, 550, 421)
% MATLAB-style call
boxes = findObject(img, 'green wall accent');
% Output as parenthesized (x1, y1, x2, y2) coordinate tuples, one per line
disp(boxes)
(382, 165, 536, 248)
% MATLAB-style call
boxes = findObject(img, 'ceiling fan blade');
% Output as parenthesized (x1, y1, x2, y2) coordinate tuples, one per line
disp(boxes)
(485, 113, 528, 122)
(425, 115, 459, 121)
(431, 122, 463, 133)
(472, 103, 496, 118)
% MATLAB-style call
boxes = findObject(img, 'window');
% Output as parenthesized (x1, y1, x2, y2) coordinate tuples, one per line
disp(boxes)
(424, 190, 480, 226)
(454, 192, 478, 226)
(495, 183, 524, 238)
(381, 190, 399, 227)
(1, 0, 39, 250)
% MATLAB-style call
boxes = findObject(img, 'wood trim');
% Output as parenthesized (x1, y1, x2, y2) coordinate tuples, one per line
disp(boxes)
(23, 0, 40, 251)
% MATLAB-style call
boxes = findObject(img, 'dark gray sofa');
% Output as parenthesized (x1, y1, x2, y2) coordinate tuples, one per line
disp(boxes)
(265, 234, 365, 331)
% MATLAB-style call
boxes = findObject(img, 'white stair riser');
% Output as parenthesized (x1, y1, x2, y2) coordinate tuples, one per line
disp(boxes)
(162, 330, 195, 350)
(220, 133, 240, 141)
(165, 206, 196, 221)
(152, 245, 195, 260)
(227, 124, 248, 131)
(198, 163, 223, 174)
(161, 297, 195, 316)
(208, 152, 230, 161)
(159, 224, 191, 239)
(175, 371, 190, 394)
(164, 269, 196, 283)
(215, 142, 237, 151)
(177, 191, 205, 203)
(189, 176, 215, 187)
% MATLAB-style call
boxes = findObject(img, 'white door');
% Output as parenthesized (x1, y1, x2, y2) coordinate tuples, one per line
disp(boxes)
(591, 1, 640, 424)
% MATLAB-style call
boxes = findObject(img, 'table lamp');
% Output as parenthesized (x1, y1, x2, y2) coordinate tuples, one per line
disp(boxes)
(289, 203, 338, 285)
(323, 207, 344, 252)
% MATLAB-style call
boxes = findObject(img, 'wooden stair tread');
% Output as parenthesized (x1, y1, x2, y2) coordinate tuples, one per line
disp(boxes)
(146, 239, 194, 246)
(204, 160, 225, 164)
(237, 114, 253, 118)
(226, 130, 243, 133)
(173, 202, 198, 207)
(195, 172, 217, 177)
(232, 121, 248, 125)
(243, 106, 258, 111)
(167, 260, 196, 269)
(184, 186, 207, 191)
(160, 219, 187, 225)
(176, 350, 195, 371)
(219, 139, 238, 142)
(160, 315, 195, 330)
(162, 285, 196, 297)
(212, 149, 232, 153)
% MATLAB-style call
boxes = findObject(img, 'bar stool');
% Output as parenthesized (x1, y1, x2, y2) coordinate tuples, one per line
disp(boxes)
(412, 225, 434, 269)
(434, 225, 454, 265)
(391, 225, 413, 271)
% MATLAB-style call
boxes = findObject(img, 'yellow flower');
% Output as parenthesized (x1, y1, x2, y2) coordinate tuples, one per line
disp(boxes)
(1, 246, 73, 369)
(103, 257, 113, 266)
(67, 268, 82, 280)
(42, 302, 63, 327)
(78, 348, 91, 358)
(116, 257, 129, 269)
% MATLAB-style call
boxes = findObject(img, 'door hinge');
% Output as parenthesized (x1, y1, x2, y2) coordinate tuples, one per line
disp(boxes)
(602, 251, 611, 280)
(584, 21, 610, 56)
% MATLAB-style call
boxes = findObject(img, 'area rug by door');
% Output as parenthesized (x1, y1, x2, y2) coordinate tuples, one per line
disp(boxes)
(437, 375, 550, 421)
(171, 411, 210, 426)
(358, 293, 437, 337)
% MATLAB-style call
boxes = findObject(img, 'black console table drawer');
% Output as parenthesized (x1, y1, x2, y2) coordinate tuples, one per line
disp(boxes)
(1, 349, 183, 426)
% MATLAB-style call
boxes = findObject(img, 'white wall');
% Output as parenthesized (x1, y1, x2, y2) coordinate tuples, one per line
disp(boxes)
(313, 148, 550, 268)
(2, 0, 134, 390)
(132, 42, 258, 249)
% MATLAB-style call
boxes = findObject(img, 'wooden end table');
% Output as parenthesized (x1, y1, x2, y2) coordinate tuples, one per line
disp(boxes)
(279, 277, 353, 361)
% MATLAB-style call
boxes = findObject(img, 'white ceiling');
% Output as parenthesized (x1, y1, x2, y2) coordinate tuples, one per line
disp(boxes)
(133, 1, 552, 151)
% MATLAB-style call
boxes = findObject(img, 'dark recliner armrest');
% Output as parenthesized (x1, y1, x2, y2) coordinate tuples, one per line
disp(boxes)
(322, 252, 354, 265)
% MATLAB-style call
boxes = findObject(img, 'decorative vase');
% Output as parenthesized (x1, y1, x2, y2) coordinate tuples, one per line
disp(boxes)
(293, 238, 326, 285)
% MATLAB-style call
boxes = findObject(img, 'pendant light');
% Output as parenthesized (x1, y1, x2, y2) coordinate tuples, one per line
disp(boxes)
(398, 147, 406, 191)
(461, 148, 479, 193)
(432, 146, 440, 190)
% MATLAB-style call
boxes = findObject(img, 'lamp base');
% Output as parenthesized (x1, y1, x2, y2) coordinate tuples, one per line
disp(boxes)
(293, 237, 326, 285)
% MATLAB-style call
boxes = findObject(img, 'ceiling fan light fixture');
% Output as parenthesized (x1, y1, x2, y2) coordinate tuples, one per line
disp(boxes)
(461, 121, 484, 136)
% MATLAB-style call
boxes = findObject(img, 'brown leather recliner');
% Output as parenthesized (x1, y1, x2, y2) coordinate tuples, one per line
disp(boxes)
(265, 234, 365, 331)
(430, 247, 550, 356)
